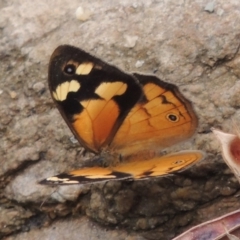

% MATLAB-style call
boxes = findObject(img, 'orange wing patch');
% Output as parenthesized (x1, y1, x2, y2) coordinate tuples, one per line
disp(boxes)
(72, 82, 127, 152)
(114, 150, 204, 178)
(73, 99, 119, 152)
(111, 80, 197, 157)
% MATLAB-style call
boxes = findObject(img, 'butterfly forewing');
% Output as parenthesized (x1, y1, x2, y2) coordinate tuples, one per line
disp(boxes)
(48, 45, 143, 153)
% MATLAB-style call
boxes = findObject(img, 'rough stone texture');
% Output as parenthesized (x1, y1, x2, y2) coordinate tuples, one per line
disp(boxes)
(1, 0, 240, 239)
(5, 217, 146, 240)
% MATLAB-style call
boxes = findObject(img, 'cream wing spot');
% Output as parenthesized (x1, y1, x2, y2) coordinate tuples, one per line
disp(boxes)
(46, 176, 69, 181)
(117, 83, 128, 95)
(95, 82, 127, 100)
(46, 176, 79, 184)
(60, 81, 70, 101)
(76, 62, 94, 75)
(52, 91, 59, 101)
(69, 80, 81, 92)
(52, 80, 81, 101)
(53, 82, 69, 101)
(55, 84, 62, 101)
(64, 180, 80, 184)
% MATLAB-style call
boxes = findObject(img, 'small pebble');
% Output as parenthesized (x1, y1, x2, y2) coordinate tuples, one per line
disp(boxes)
(124, 35, 138, 48)
(217, 8, 224, 16)
(75, 6, 91, 21)
(9, 90, 17, 99)
(204, 2, 215, 13)
(70, 136, 78, 144)
(135, 60, 144, 68)
(33, 82, 45, 93)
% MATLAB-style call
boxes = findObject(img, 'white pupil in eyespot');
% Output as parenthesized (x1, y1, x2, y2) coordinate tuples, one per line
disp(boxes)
(64, 65, 75, 74)
(169, 114, 177, 121)
(67, 67, 73, 73)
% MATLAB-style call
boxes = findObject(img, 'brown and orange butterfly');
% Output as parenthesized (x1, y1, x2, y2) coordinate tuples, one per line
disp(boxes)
(40, 45, 204, 185)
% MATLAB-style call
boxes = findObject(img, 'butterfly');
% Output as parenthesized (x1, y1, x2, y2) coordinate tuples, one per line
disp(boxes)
(212, 127, 240, 183)
(40, 45, 204, 185)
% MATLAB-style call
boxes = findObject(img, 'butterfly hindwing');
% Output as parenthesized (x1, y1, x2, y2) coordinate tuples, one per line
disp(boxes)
(111, 73, 198, 157)
(40, 151, 204, 185)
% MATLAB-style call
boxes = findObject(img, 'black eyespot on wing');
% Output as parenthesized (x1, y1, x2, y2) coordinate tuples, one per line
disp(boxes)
(173, 159, 184, 165)
(63, 64, 76, 75)
(167, 114, 179, 122)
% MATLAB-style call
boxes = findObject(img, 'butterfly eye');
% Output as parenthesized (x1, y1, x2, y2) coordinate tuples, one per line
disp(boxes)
(166, 113, 179, 122)
(63, 64, 76, 75)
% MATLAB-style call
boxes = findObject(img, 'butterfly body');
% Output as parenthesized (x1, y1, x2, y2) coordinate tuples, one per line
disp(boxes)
(41, 45, 204, 185)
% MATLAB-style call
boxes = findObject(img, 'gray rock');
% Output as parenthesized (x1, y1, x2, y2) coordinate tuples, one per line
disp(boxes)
(1, 0, 240, 239)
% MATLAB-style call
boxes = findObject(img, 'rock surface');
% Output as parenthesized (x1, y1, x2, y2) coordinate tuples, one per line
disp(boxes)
(1, 0, 240, 239)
